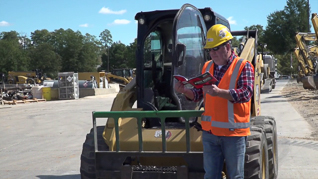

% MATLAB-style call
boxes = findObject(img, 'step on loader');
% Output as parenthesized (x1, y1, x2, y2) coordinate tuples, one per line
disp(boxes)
(80, 4, 278, 179)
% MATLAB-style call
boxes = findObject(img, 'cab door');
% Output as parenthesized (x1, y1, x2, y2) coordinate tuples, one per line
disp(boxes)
(172, 4, 207, 114)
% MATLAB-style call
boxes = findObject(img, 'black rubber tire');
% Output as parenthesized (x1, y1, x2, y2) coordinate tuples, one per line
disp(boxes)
(27, 78, 35, 84)
(263, 118, 278, 179)
(8, 80, 14, 84)
(271, 81, 275, 90)
(80, 126, 109, 179)
(262, 64, 269, 79)
(251, 116, 278, 179)
(244, 125, 269, 179)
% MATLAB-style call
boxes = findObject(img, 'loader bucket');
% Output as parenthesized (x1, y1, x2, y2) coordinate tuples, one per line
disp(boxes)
(301, 76, 316, 89)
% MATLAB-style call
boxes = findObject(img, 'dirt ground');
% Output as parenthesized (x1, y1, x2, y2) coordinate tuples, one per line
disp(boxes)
(281, 79, 318, 138)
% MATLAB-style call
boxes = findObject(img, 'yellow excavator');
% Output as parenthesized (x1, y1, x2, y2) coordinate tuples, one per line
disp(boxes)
(80, 4, 278, 179)
(294, 13, 318, 89)
(294, 43, 318, 89)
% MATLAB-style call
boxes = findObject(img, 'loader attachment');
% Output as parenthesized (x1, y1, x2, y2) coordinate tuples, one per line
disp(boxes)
(92, 110, 204, 179)
(301, 75, 316, 89)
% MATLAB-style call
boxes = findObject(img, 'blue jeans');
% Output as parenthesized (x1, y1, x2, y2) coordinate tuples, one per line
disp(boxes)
(202, 131, 246, 179)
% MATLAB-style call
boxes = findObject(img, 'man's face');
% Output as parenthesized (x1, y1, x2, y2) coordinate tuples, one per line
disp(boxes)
(208, 43, 230, 65)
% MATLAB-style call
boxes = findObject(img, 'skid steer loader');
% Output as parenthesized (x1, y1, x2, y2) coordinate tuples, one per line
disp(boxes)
(80, 4, 278, 179)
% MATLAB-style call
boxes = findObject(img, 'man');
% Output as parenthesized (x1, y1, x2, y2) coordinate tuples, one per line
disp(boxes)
(174, 24, 254, 179)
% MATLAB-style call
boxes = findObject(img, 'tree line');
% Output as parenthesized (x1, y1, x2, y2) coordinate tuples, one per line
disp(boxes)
(0, 28, 137, 78)
(0, 0, 312, 78)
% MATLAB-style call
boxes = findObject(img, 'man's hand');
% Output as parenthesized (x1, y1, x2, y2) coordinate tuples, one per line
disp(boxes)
(174, 81, 186, 94)
(202, 84, 219, 96)
(203, 84, 234, 101)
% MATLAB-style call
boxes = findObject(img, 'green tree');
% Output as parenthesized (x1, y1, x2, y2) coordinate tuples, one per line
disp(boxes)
(125, 38, 137, 68)
(31, 29, 52, 46)
(109, 41, 128, 70)
(275, 52, 298, 75)
(0, 31, 30, 73)
(51, 28, 83, 72)
(99, 29, 113, 72)
(244, 25, 266, 53)
(28, 43, 62, 74)
(231, 37, 240, 47)
(77, 40, 100, 72)
(0, 31, 20, 41)
(263, 0, 310, 55)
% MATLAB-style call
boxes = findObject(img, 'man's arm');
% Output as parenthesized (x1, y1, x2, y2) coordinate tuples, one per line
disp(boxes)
(203, 85, 234, 101)
(203, 62, 254, 102)
(174, 81, 203, 102)
(229, 62, 254, 103)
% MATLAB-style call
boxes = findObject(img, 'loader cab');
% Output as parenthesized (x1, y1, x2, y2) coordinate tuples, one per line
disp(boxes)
(135, 4, 230, 128)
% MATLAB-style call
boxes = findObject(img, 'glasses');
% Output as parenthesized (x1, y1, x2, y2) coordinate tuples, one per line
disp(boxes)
(206, 43, 227, 52)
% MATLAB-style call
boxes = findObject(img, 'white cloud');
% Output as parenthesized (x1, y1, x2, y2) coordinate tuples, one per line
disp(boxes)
(79, 23, 89, 27)
(0, 21, 10, 26)
(227, 17, 237, 25)
(109, 19, 130, 26)
(99, 7, 126, 15)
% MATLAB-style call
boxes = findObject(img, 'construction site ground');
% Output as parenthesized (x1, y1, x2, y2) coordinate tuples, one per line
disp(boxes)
(1, 79, 318, 179)
(280, 79, 318, 138)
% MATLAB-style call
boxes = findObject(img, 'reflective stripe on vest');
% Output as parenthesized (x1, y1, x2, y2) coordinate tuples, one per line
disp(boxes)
(201, 60, 214, 123)
(202, 59, 250, 128)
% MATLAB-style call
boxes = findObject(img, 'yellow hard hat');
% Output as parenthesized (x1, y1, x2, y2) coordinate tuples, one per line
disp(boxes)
(204, 24, 233, 49)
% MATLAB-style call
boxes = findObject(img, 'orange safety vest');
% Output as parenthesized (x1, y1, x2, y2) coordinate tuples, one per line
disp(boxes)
(201, 57, 253, 136)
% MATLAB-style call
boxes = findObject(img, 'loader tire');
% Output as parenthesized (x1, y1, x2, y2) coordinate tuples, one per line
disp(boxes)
(8, 80, 14, 84)
(271, 81, 275, 90)
(244, 126, 269, 179)
(251, 116, 278, 179)
(80, 126, 109, 179)
(262, 64, 269, 79)
(263, 118, 278, 179)
(27, 78, 35, 84)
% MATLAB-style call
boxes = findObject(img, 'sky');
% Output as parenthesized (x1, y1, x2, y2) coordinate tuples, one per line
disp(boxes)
(1, 0, 318, 45)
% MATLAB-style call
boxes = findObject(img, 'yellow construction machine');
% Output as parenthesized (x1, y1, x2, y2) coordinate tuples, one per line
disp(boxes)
(234, 40, 276, 93)
(105, 72, 131, 85)
(294, 13, 318, 89)
(6, 70, 43, 84)
(262, 54, 277, 92)
(294, 44, 317, 89)
(78, 72, 107, 88)
(294, 34, 318, 88)
(78, 71, 132, 89)
(80, 4, 278, 179)
(313, 13, 318, 41)
(107, 68, 134, 84)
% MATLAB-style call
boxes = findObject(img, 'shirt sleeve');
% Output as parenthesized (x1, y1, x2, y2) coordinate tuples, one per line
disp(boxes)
(189, 88, 203, 102)
(229, 62, 254, 103)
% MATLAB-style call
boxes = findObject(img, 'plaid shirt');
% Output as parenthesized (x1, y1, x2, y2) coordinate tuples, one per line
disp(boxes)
(191, 51, 254, 103)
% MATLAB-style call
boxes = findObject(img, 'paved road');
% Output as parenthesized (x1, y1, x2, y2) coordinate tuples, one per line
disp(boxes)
(0, 94, 117, 179)
(261, 79, 318, 179)
(1, 80, 317, 179)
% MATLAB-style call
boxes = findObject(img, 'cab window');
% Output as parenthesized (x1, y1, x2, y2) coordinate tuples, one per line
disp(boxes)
(143, 31, 162, 87)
